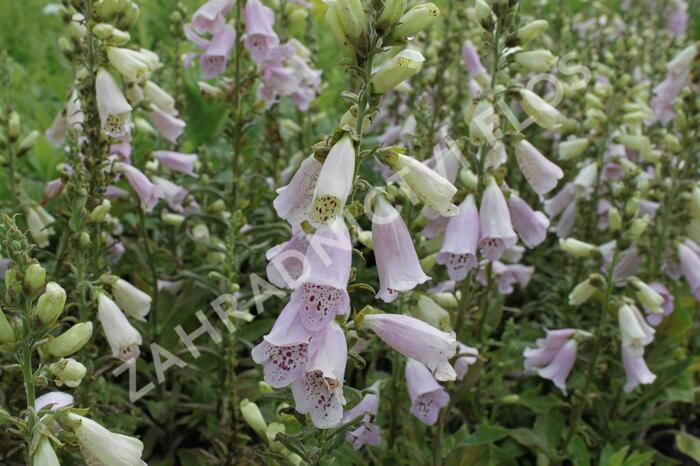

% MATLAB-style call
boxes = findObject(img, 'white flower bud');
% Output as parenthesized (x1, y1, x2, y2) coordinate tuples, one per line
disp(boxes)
(391, 3, 440, 39)
(50, 358, 87, 387)
(35, 282, 67, 326)
(371, 49, 425, 94)
(519, 89, 562, 129)
(240, 399, 267, 438)
(558, 138, 589, 160)
(559, 238, 597, 257)
(517, 20, 548, 41)
(629, 277, 664, 314)
(514, 50, 557, 72)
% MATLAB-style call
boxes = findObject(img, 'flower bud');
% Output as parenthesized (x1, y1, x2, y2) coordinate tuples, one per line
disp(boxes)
(617, 134, 650, 156)
(240, 399, 267, 438)
(35, 282, 67, 326)
(414, 295, 451, 330)
(558, 138, 589, 160)
(58, 36, 74, 54)
(378, 0, 406, 28)
(162, 212, 185, 226)
(336, 0, 368, 41)
(517, 20, 548, 41)
(623, 216, 649, 244)
(371, 49, 425, 94)
(519, 89, 561, 129)
(89, 199, 112, 222)
(45, 322, 93, 358)
(390, 3, 440, 40)
(0, 307, 15, 344)
(80, 232, 92, 249)
(191, 224, 210, 244)
(625, 195, 640, 217)
(420, 253, 436, 273)
(629, 277, 664, 314)
(568, 274, 603, 306)
(17, 130, 39, 156)
(92, 23, 115, 39)
(49, 358, 87, 387)
(469, 100, 496, 145)
(664, 133, 681, 153)
(24, 263, 46, 296)
(258, 381, 274, 394)
(514, 50, 557, 72)
(459, 168, 478, 190)
(474, 0, 492, 21)
(69, 14, 87, 40)
(559, 238, 597, 257)
(325, 1, 355, 57)
(608, 207, 622, 232)
(429, 292, 458, 311)
(7, 112, 20, 140)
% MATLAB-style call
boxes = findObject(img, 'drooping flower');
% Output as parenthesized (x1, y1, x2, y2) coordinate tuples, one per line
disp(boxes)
(643, 282, 674, 327)
(25, 204, 56, 248)
(95, 68, 132, 138)
(143, 80, 177, 115)
(111, 278, 152, 322)
(508, 194, 550, 248)
(106, 47, 154, 83)
(362, 313, 458, 381)
(244, 0, 279, 61)
(202, 24, 237, 78)
(291, 322, 347, 428)
(519, 89, 562, 129)
(149, 105, 186, 143)
(273, 154, 323, 231)
(436, 194, 479, 281)
(192, 0, 234, 33)
(380, 151, 458, 216)
(97, 292, 142, 364)
(35, 391, 74, 412)
(310, 136, 355, 223)
(372, 195, 430, 302)
(67, 413, 145, 466)
(618, 303, 656, 392)
(32, 437, 60, 466)
(152, 176, 189, 212)
(455, 343, 479, 380)
(479, 178, 517, 261)
(523, 328, 588, 394)
(678, 241, 700, 299)
(251, 303, 313, 388)
(152, 150, 198, 177)
(341, 391, 381, 449)
(115, 162, 163, 212)
(266, 231, 311, 289)
(462, 40, 489, 81)
(405, 358, 449, 425)
(514, 140, 563, 195)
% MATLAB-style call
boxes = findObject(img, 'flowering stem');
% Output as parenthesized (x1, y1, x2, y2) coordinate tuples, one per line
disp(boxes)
(19, 299, 35, 465)
(561, 250, 618, 452)
(138, 207, 159, 337)
(229, 0, 244, 208)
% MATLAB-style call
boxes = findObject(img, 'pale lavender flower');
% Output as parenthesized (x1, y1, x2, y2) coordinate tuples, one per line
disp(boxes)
(554, 201, 578, 239)
(508, 194, 550, 248)
(436, 195, 479, 281)
(152, 150, 198, 177)
(462, 40, 488, 80)
(291, 322, 347, 428)
(524, 328, 585, 394)
(152, 177, 188, 212)
(95, 68, 132, 138)
(304, 217, 352, 290)
(622, 345, 657, 392)
(544, 182, 576, 218)
(44, 179, 64, 201)
(201, 24, 236, 78)
(273, 154, 322, 231)
(405, 358, 449, 425)
(644, 282, 674, 327)
(266, 231, 311, 289)
(115, 162, 163, 212)
(477, 261, 534, 295)
(104, 185, 129, 199)
(479, 178, 517, 261)
(372, 196, 430, 302)
(192, 0, 234, 34)
(251, 302, 313, 388)
(362, 313, 458, 381)
(149, 106, 186, 143)
(514, 140, 563, 195)
(342, 392, 381, 449)
(455, 343, 479, 380)
(97, 292, 142, 364)
(244, 0, 279, 61)
(667, 0, 688, 37)
(678, 241, 700, 299)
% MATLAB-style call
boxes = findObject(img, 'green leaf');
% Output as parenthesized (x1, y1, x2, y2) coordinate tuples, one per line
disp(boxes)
(462, 424, 511, 446)
(675, 432, 700, 463)
(568, 435, 591, 466)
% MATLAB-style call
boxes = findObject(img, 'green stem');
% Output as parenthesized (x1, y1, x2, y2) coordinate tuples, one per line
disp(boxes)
(561, 250, 618, 451)
(20, 300, 35, 465)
